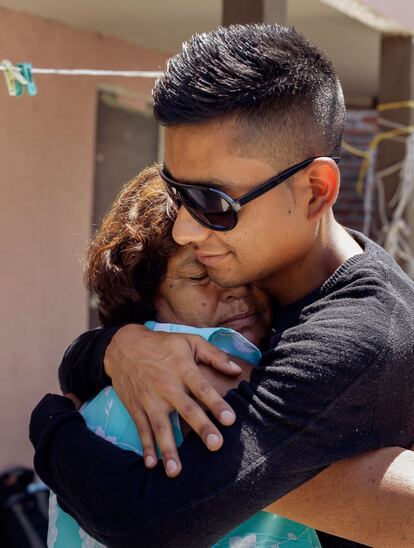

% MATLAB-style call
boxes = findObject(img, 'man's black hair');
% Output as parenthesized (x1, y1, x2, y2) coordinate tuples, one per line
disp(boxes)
(153, 24, 345, 166)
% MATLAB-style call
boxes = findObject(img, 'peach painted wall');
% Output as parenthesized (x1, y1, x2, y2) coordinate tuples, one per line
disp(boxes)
(0, 8, 168, 469)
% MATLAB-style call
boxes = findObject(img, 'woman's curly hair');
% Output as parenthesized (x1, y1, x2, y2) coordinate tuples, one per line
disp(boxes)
(85, 166, 178, 326)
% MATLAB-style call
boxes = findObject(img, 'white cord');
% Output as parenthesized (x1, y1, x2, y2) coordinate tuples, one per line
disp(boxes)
(382, 132, 414, 277)
(0, 65, 163, 78)
(362, 149, 377, 235)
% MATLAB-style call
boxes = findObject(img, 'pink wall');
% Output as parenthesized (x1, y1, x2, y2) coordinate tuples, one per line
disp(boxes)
(0, 8, 167, 469)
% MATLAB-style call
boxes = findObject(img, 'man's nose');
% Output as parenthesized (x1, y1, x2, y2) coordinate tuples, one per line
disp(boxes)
(172, 206, 211, 245)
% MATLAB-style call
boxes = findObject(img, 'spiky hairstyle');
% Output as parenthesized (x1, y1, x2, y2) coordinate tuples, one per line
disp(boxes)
(153, 24, 345, 165)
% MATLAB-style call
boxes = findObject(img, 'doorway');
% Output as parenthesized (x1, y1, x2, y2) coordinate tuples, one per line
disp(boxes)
(90, 90, 159, 328)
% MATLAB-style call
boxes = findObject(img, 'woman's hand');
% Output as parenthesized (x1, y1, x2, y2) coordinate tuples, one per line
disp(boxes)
(104, 324, 243, 477)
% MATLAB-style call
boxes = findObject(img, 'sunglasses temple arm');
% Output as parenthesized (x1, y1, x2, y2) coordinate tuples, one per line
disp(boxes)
(237, 156, 340, 208)
(237, 159, 311, 207)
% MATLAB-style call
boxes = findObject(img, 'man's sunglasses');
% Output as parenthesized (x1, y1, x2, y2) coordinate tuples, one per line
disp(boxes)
(159, 156, 340, 232)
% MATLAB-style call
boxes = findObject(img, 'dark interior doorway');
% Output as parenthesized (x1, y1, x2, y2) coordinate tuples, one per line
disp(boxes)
(89, 91, 159, 328)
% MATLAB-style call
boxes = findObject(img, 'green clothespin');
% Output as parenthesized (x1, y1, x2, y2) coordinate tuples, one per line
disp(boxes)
(1, 59, 29, 96)
(1, 60, 19, 96)
(17, 63, 37, 96)
(14, 69, 24, 97)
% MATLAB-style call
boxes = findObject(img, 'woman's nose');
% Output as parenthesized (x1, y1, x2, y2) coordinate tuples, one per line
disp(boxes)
(172, 206, 211, 246)
(220, 284, 249, 301)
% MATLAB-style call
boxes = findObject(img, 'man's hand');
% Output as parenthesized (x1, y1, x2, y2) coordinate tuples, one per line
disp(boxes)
(104, 324, 242, 477)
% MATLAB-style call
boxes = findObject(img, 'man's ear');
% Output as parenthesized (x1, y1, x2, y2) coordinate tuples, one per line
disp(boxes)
(306, 158, 340, 221)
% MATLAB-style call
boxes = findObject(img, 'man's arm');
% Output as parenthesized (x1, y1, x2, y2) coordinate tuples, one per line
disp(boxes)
(31, 296, 407, 547)
(269, 446, 414, 547)
(29, 386, 410, 548)
(63, 363, 410, 547)
(58, 326, 121, 402)
(59, 324, 242, 473)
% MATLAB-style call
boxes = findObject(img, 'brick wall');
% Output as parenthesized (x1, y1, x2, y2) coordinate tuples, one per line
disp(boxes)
(334, 109, 378, 232)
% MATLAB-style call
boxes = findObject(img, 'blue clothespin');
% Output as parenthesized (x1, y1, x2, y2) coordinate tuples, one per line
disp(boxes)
(1, 60, 36, 97)
(17, 62, 37, 96)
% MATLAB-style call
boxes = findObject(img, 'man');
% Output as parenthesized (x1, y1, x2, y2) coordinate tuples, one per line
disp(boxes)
(30, 24, 414, 547)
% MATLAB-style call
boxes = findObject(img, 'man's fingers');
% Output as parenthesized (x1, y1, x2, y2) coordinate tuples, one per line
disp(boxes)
(191, 336, 242, 376)
(183, 369, 236, 427)
(146, 407, 182, 477)
(130, 407, 157, 468)
(175, 391, 224, 451)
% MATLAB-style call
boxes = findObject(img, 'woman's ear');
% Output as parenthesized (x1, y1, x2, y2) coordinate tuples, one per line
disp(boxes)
(307, 158, 340, 221)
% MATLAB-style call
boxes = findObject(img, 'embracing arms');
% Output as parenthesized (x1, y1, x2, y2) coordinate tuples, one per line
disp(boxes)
(270, 446, 414, 547)
(32, 301, 414, 546)
(60, 324, 244, 475)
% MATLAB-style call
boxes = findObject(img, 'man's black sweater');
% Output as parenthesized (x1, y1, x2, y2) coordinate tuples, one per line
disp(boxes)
(30, 231, 414, 547)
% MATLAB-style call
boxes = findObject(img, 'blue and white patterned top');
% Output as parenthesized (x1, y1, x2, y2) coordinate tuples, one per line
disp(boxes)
(48, 322, 321, 548)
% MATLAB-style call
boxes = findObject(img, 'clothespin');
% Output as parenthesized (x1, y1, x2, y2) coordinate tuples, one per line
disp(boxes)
(1, 60, 25, 96)
(2, 63, 16, 95)
(1, 60, 37, 97)
(17, 63, 37, 96)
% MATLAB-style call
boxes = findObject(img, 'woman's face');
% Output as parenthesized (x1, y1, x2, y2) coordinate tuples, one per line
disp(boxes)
(154, 246, 272, 346)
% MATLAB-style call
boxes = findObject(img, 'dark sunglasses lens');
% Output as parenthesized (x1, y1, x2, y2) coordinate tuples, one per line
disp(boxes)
(179, 187, 236, 229)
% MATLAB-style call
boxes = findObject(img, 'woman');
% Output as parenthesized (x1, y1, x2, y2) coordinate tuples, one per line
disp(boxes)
(50, 166, 320, 547)
(36, 166, 414, 547)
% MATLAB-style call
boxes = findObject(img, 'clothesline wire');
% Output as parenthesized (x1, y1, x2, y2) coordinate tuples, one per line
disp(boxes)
(2, 60, 414, 273)
(2, 63, 412, 195)
(0, 65, 163, 78)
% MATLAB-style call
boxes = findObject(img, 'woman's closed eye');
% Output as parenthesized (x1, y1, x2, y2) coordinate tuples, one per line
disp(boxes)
(188, 273, 210, 283)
